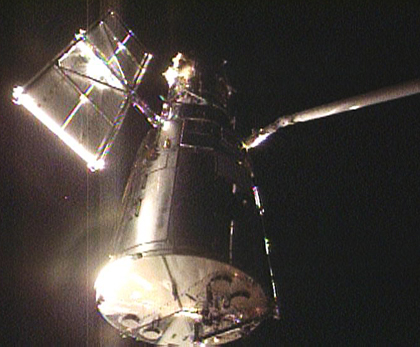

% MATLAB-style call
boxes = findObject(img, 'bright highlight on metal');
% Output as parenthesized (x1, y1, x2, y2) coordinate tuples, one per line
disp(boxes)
(61, 40, 124, 90)
(13, 87, 105, 171)
(95, 255, 270, 346)
(12, 12, 152, 170)
(243, 132, 270, 150)
(162, 52, 194, 88)
(252, 186, 264, 215)
(162, 52, 201, 105)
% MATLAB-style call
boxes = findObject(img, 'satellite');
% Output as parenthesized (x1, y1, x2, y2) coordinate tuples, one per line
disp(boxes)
(12, 12, 420, 346)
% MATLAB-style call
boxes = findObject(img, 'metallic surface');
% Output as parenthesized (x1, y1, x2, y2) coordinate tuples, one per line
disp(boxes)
(96, 255, 268, 345)
(96, 99, 274, 344)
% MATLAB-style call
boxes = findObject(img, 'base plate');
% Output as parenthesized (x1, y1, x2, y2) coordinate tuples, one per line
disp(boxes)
(95, 254, 269, 345)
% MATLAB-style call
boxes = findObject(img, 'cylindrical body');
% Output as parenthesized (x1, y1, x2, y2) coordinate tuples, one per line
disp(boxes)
(116, 105, 266, 273)
(95, 58, 274, 346)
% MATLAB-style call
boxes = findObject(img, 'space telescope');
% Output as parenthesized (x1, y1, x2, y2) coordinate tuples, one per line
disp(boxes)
(13, 13, 278, 345)
(12, 11, 420, 346)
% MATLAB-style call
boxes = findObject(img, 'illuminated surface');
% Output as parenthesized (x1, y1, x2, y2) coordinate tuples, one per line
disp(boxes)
(162, 53, 202, 105)
(98, 52, 277, 345)
(12, 12, 152, 170)
(13, 88, 105, 170)
(252, 186, 264, 215)
(163, 52, 195, 88)
(242, 131, 270, 150)
(95, 255, 269, 345)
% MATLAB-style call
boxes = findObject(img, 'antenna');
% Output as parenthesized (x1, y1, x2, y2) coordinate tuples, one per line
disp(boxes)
(243, 78, 420, 149)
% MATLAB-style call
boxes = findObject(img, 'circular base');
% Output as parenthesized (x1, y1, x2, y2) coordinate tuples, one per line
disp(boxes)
(95, 254, 269, 345)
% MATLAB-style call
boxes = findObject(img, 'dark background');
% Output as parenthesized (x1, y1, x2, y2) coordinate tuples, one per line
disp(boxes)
(2, 1, 419, 345)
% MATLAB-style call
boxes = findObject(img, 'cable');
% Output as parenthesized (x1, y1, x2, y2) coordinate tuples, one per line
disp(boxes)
(85, 2, 90, 345)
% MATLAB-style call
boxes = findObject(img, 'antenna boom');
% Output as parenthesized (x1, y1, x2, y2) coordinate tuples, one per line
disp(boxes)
(244, 78, 420, 149)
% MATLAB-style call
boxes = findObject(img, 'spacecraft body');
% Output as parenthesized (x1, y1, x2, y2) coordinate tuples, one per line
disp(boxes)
(95, 56, 274, 345)
(13, 9, 420, 347)
(12, 13, 275, 346)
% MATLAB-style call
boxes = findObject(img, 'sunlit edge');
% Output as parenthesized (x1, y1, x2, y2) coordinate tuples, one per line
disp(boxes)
(135, 53, 153, 87)
(94, 256, 133, 302)
(242, 132, 270, 150)
(13, 86, 105, 172)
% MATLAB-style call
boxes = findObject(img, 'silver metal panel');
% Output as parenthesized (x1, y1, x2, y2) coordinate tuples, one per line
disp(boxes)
(115, 120, 182, 255)
(105, 105, 273, 345)
(95, 255, 269, 345)
(97, 55, 275, 345)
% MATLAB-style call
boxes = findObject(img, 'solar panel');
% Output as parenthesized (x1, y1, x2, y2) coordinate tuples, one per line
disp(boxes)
(13, 12, 153, 171)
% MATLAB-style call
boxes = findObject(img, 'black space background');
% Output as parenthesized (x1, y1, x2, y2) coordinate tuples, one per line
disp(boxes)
(1, 1, 420, 346)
